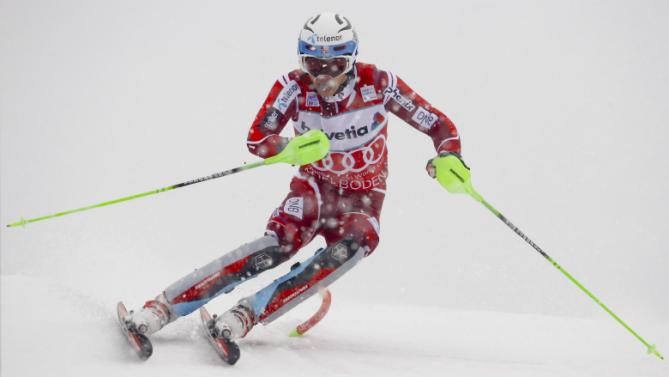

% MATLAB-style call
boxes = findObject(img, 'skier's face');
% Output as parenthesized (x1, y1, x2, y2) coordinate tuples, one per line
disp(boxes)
(303, 56, 349, 97)
(313, 73, 348, 97)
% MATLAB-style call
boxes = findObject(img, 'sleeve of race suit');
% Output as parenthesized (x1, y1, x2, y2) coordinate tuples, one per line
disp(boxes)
(382, 71, 461, 155)
(246, 74, 301, 158)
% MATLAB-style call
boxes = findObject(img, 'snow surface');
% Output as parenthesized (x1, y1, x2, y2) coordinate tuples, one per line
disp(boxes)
(2, 0, 668, 376)
(2, 274, 667, 376)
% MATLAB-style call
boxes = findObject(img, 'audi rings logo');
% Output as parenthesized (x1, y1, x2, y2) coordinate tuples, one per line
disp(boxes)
(311, 134, 386, 175)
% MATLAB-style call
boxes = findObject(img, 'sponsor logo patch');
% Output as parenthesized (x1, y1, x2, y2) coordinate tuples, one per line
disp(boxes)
(283, 197, 304, 220)
(325, 124, 370, 141)
(274, 80, 300, 114)
(330, 243, 349, 263)
(252, 253, 274, 270)
(306, 91, 320, 107)
(371, 112, 385, 130)
(261, 108, 280, 131)
(384, 87, 416, 112)
(412, 106, 438, 130)
(282, 284, 309, 304)
(308, 34, 343, 44)
(195, 271, 221, 290)
(361, 85, 378, 102)
(309, 134, 386, 176)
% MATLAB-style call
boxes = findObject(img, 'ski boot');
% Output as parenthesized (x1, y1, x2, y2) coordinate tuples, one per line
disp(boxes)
(200, 302, 254, 365)
(117, 294, 173, 360)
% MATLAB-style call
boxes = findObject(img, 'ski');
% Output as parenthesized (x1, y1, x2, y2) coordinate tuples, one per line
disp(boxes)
(116, 302, 153, 360)
(199, 306, 241, 365)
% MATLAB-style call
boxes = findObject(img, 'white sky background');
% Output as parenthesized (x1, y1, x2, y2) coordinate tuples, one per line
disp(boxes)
(1, 0, 668, 327)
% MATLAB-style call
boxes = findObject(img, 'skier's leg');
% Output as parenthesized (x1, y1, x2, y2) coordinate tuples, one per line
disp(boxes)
(163, 235, 288, 315)
(264, 174, 322, 254)
(125, 176, 320, 335)
(164, 173, 320, 318)
(124, 235, 287, 335)
(214, 211, 381, 340)
(166, 176, 321, 316)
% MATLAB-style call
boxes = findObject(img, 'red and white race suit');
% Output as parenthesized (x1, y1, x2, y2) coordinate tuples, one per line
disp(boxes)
(248, 62, 461, 193)
(153, 62, 462, 326)
(248, 62, 461, 256)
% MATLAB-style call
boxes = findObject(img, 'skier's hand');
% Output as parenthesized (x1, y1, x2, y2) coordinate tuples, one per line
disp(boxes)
(426, 152, 469, 179)
(428, 152, 474, 194)
(263, 130, 330, 166)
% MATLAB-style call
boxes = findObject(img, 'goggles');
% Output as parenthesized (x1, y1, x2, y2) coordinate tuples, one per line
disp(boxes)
(300, 56, 351, 77)
(298, 40, 357, 77)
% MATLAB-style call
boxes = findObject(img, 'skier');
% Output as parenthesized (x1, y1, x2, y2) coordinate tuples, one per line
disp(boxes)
(123, 12, 464, 361)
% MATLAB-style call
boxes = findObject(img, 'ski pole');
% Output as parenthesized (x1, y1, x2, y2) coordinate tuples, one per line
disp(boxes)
(432, 155, 664, 360)
(6, 130, 330, 228)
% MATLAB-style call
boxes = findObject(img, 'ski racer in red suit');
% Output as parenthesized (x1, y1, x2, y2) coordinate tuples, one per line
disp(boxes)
(124, 12, 463, 357)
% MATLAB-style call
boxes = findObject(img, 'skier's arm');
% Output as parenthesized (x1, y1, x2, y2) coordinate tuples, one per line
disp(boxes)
(382, 72, 461, 156)
(247, 76, 300, 158)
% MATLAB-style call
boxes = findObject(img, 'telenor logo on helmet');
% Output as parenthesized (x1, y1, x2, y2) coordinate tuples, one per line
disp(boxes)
(309, 34, 343, 44)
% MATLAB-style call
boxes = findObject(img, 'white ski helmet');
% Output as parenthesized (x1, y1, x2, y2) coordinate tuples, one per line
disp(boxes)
(298, 13, 359, 77)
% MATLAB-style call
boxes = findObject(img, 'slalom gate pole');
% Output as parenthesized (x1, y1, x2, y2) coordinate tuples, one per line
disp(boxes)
(432, 155, 664, 360)
(6, 130, 330, 228)
(289, 288, 332, 337)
